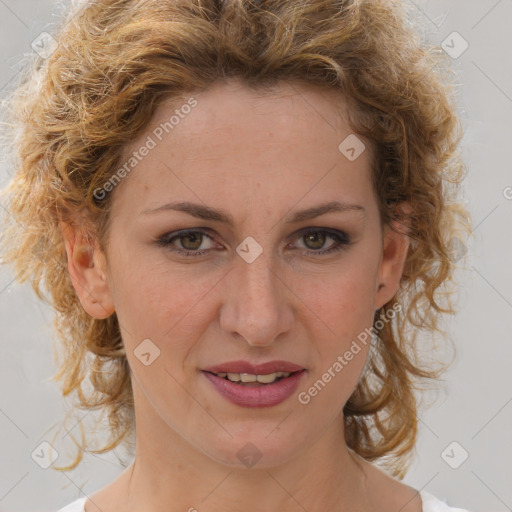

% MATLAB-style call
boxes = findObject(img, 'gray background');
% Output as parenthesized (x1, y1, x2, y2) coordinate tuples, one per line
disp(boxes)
(0, 1, 511, 511)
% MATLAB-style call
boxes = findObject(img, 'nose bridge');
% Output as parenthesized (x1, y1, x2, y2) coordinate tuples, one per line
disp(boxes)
(222, 246, 293, 345)
(242, 251, 279, 304)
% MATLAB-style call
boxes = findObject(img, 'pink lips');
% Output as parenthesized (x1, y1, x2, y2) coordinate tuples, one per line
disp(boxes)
(201, 360, 306, 408)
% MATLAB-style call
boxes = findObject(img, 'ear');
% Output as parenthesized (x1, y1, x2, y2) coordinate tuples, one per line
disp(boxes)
(60, 221, 115, 319)
(374, 202, 412, 310)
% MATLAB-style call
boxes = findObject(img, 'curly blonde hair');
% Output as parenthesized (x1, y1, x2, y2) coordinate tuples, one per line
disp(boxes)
(0, 0, 471, 478)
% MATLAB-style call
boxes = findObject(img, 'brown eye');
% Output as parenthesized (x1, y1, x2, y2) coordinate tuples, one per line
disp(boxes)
(178, 232, 204, 251)
(157, 229, 217, 256)
(293, 228, 351, 255)
(303, 231, 327, 250)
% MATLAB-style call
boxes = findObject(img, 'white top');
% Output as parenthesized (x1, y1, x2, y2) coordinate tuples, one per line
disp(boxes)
(57, 491, 470, 511)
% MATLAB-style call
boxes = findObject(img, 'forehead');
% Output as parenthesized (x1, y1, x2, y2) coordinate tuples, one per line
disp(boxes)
(150, 79, 357, 148)
(110, 79, 375, 221)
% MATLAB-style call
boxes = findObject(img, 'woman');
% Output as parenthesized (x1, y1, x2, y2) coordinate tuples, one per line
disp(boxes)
(1, 0, 472, 511)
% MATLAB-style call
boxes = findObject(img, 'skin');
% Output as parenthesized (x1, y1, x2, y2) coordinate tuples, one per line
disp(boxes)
(61, 79, 422, 512)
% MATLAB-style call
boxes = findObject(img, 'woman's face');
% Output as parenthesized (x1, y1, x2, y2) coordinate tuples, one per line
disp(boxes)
(82, 79, 409, 468)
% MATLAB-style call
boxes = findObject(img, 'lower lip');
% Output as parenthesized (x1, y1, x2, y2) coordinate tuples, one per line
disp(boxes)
(202, 370, 306, 408)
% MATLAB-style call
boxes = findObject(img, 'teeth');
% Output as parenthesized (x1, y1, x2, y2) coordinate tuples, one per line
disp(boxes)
(240, 373, 257, 383)
(256, 373, 279, 384)
(218, 372, 292, 383)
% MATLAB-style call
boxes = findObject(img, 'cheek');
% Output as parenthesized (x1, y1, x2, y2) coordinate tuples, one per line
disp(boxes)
(296, 269, 376, 411)
(296, 258, 379, 344)
(108, 252, 220, 349)
(293, 257, 378, 402)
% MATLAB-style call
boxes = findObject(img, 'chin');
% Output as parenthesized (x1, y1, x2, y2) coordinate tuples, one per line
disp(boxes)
(195, 426, 311, 470)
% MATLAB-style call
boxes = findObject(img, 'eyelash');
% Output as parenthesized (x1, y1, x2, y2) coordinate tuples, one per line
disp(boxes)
(156, 228, 352, 257)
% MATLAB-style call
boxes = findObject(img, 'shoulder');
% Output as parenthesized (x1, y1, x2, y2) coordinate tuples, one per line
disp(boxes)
(356, 456, 470, 512)
(56, 496, 87, 512)
(420, 490, 471, 512)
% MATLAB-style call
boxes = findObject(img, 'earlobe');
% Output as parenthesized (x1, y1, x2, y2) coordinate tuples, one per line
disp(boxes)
(60, 221, 115, 319)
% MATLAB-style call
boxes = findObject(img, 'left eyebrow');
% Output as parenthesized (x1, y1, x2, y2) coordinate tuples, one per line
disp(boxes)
(284, 201, 366, 223)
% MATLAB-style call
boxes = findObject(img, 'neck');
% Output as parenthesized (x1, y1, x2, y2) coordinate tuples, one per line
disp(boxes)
(117, 407, 369, 512)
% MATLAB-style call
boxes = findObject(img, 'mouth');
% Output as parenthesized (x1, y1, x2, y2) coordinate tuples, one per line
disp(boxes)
(201, 364, 307, 407)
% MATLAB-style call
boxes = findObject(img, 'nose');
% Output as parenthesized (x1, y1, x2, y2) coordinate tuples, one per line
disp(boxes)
(219, 251, 294, 347)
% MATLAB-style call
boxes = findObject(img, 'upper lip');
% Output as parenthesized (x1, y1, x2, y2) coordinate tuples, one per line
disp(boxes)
(202, 360, 305, 375)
